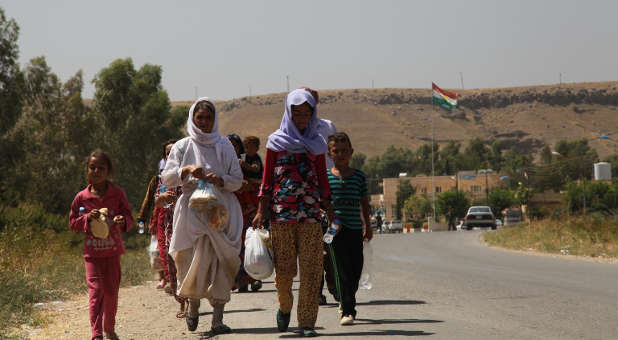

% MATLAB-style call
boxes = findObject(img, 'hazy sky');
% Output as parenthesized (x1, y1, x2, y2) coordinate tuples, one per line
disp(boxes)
(4, 0, 618, 101)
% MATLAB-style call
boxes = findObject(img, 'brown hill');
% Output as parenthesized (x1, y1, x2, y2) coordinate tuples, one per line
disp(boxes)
(174, 82, 618, 159)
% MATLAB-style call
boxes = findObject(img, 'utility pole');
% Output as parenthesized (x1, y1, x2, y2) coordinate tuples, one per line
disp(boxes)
(459, 72, 464, 90)
(559, 72, 562, 86)
(372, 79, 374, 89)
(286, 75, 290, 92)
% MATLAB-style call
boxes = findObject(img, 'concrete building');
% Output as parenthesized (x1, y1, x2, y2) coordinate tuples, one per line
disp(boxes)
(381, 170, 503, 221)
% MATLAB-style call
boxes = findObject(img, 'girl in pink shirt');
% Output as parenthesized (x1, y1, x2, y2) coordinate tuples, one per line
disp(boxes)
(69, 150, 133, 340)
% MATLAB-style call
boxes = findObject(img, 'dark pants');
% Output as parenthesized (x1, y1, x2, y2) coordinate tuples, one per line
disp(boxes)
(319, 242, 337, 299)
(332, 227, 364, 318)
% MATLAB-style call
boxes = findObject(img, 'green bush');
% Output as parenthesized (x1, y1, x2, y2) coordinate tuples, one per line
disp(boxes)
(0, 204, 151, 338)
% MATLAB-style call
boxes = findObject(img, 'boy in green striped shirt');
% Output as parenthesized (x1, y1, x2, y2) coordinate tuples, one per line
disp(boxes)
(327, 132, 373, 326)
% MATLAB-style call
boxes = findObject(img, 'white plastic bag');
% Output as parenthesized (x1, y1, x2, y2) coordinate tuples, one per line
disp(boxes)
(359, 240, 373, 289)
(189, 179, 228, 230)
(148, 235, 162, 271)
(243, 228, 274, 280)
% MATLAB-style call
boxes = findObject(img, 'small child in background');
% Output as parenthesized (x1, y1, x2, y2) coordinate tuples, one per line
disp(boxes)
(69, 150, 133, 340)
(240, 135, 263, 182)
(326, 132, 373, 326)
(227, 134, 263, 292)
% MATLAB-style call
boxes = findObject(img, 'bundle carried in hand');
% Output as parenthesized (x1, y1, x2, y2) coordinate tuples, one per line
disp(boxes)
(189, 179, 228, 230)
(90, 207, 110, 239)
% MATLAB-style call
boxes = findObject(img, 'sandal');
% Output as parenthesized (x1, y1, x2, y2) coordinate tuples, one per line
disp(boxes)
(276, 309, 291, 332)
(302, 327, 318, 337)
(211, 324, 232, 335)
(186, 314, 199, 331)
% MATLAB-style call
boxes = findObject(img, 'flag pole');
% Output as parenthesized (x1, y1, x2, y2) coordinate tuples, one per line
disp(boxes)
(431, 83, 436, 225)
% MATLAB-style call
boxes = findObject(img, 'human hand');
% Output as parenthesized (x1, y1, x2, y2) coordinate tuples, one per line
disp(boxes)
(87, 209, 100, 222)
(252, 212, 264, 229)
(205, 172, 224, 187)
(363, 226, 373, 241)
(155, 191, 175, 207)
(113, 215, 125, 226)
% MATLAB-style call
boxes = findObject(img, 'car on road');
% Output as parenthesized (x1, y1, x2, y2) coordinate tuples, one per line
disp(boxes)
(462, 206, 496, 230)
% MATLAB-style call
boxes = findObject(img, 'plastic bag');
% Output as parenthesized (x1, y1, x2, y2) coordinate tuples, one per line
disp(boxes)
(189, 179, 228, 230)
(243, 228, 274, 280)
(148, 235, 162, 271)
(359, 240, 373, 290)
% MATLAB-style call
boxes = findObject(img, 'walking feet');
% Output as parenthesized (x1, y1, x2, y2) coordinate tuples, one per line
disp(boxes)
(301, 327, 318, 337)
(276, 309, 291, 332)
(156, 279, 167, 289)
(185, 299, 200, 331)
(340, 315, 354, 325)
(104, 331, 120, 340)
(250, 280, 262, 291)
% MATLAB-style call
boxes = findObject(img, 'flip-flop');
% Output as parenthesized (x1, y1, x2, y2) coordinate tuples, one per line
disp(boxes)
(276, 309, 291, 332)
(186, 314, 199, 331)
(211, 324, 232, 335)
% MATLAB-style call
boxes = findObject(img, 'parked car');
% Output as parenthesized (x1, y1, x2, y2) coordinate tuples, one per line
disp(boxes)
(386, 220, 403, 233)
(504, 209, 522, 226)
(462, 206, 496, 230)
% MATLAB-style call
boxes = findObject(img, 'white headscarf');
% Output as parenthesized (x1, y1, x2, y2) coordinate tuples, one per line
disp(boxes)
(187, 97, 230, 163)
(187, 97, 222, 146)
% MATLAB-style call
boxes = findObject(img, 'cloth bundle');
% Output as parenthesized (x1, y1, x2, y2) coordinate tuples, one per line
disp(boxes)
(189, 179, 228, 230)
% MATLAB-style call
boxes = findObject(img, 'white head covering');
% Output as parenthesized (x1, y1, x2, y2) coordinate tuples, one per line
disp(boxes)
(187, 97, 232, 163)
(187, 97, 222, 146)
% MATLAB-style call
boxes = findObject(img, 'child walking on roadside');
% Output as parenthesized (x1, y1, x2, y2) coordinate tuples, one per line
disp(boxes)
(69, 150, 134, 340)
(326, 132, 373, 325)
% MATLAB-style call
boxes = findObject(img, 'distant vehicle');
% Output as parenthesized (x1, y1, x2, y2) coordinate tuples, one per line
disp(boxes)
(504, 209, 522, 226)
(496, 219, 503, 228)
(386, 220, 403, 233)
(462, 206, 496, 230)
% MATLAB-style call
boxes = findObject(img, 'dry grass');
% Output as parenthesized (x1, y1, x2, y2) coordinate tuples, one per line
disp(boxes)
(483, 215, 618, 259)
(0, 204, 151, 340)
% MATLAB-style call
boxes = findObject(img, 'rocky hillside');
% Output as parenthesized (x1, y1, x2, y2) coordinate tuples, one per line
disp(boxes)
(175, 82, 618, 159)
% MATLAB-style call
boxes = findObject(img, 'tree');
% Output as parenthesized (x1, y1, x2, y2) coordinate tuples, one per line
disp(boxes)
(395, 180, 416, 220)
(403, 194, 432, 221)
(487, 188, 516, 219)
(0, 8, 23, 135)
(436, 190, 470, 230)
(92, 58, 180, 207)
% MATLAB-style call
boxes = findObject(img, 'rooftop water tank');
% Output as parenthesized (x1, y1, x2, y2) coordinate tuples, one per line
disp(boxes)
(594, 162, 611, 181)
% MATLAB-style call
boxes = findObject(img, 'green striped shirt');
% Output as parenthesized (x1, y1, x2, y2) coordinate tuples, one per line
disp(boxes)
(327, 168, 367, 230)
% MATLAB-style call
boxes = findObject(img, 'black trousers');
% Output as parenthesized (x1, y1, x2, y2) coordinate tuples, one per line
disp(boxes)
(332, 227, 364, 317)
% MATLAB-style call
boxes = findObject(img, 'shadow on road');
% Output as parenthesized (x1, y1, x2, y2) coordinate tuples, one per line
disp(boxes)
(280, 329, 434, 337)
(351, 299, 426, 306)
(199, 307, 265, 316)
(354, 318, 442, 325)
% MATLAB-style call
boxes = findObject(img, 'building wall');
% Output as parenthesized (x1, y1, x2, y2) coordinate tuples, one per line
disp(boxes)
(381, 171, 504, 221)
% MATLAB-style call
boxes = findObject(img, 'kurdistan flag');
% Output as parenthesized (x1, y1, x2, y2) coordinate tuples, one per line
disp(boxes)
(432, 82, 458, 109)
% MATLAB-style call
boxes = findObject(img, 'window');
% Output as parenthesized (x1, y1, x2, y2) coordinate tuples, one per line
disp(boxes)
(435, 186, 442, 193)
(471, 185, 482, 192)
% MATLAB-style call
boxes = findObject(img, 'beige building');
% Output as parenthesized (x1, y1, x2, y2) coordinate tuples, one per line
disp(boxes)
(381, 170, 503, 221)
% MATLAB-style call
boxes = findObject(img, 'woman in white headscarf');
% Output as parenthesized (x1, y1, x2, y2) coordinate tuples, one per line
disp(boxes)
(161, 98, 243, 335)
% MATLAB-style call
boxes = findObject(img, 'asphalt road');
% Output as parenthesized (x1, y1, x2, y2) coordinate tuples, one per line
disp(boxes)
(215, 231, 618, 340)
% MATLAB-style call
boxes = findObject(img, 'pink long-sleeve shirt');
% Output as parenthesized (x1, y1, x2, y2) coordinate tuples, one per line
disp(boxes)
(69, 182, 134, 258)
